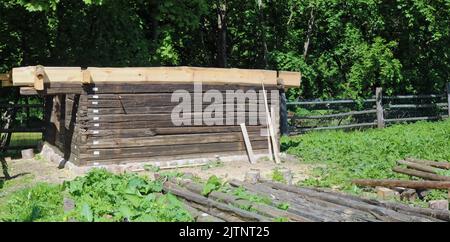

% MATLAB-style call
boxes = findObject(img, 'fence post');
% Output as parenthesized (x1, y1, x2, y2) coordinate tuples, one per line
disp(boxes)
(447, 82, 450, 117)
(376, 87, 385, 128)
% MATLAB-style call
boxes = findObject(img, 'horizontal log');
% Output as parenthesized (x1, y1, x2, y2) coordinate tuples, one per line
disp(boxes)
(229, 180, 380, 222)
(11, 66, 301, 88)
(352, 179, 450, 189)
(385, 116, 447, 123)
(392, 166, 450, 181)
(83, 98, 277, 108)
(85, 92, 280, 100)
(262, 181, 433, 222)
(162, 181, 270, 222)
(406, 158, 450, 170)
(82, 131, 267, 149)
(287, 99, 376, 105)
(387, 103, 447, 109)
(293, 122, 376, 133)
(77, 148, 269, 166)
(79, 140, 268, 160)
(85, 82, 279, 94)
(84, 126, 267, 138)
(176, 179, 310, 222)
(292, 109, 376, 119)
(293, 185, 450, 221)
(78, 118, 267, 129)
(80, 105, 265, 115)
(397, 160, 440, 174)
(383, 94, 445, 100)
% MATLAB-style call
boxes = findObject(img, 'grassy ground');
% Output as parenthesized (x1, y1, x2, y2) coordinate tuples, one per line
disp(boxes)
(281, 119, 450, 200)
(1, 132, 42, 158)
(8, 132, 42, 147)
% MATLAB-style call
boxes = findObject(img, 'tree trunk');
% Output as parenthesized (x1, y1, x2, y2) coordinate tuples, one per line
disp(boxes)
(216, 0, 227, 67)
(303, 8, 315, 59)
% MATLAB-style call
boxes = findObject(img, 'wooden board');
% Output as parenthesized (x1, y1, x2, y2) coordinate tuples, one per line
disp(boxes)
(79, 140, 268, 161)
(278, 71, 301, 88)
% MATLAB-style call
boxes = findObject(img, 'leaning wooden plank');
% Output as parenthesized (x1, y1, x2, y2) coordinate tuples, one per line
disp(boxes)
(352, 179, 450, 189)
(262, 84, 280, 164)
(392, 166, 450, 181)
(240, 123, 256, 164)
(405, 158, 450, 170)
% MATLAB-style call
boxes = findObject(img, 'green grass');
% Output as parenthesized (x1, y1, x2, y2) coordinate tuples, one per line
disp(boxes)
(281, 120, 450, 198)
(1, 132, 42, 158)
(9, 132, 42, 148)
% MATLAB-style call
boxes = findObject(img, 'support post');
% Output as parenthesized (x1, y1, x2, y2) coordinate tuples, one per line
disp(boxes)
(376, 87, 385, 128)
(279, 86, 289, 136)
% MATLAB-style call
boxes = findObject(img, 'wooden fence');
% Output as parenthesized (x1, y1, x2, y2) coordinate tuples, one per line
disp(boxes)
(0, 95, 45, 152)
(286, 83, 450, 135)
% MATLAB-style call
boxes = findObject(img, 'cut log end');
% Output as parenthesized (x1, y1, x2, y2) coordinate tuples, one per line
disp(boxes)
(245, 170, 261, 184)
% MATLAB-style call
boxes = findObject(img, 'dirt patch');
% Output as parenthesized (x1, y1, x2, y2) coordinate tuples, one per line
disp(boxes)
(139, 154, 315, 184)
(1, 157, 80, 193)
(1, 153, 314, 190)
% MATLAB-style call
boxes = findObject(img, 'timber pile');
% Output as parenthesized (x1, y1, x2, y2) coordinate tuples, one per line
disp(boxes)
(353, 158, 450, 207)
(162, 175, 450, 222)
(50, 84, 279, 166)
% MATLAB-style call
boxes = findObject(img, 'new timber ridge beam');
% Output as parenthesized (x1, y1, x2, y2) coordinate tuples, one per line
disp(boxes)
(9, 66, 301, 93)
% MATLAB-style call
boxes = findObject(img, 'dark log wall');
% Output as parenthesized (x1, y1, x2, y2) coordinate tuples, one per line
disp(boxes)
(47, 83, 280, 166)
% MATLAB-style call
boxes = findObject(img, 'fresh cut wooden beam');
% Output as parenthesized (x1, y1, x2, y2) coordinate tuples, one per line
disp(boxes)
(10, 66, 301, 88)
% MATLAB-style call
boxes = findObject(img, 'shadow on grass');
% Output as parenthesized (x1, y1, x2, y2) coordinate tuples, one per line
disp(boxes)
(0, 172, 31, 188)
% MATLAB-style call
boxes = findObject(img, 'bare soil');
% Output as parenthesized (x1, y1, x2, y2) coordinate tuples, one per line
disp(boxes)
(1, 153, 314, 191)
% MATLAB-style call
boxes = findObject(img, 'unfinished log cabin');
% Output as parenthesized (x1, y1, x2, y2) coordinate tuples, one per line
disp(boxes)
(1, 66, 301, 167)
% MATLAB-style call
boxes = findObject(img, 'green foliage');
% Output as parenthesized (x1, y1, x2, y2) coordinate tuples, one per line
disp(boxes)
(276, 202, 289, 211)
(282, 120, 450, 200)
(271, 168, 286, 183)
(2, 183, 63, 222)
(0, 169, 193, 222)
(231, 186, 272, 205)
(201, 175, 223, 196)
(1, 0, 448, 99)
(63, 169, 192, 222)
(201, 160, 225, 171)
(273, 217, 289, 222)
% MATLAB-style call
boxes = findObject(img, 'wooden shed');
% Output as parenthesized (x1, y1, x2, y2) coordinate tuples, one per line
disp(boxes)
(1, 66, 301, 167)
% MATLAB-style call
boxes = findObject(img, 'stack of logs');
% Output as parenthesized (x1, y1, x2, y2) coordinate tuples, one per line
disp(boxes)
(162, 171, 450, 222)
(353, 158, 450, 210)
